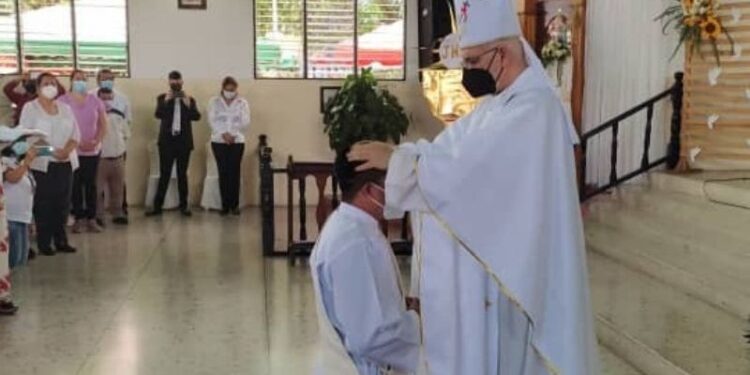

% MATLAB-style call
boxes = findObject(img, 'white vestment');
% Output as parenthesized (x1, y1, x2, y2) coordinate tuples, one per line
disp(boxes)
(386, 65, 600, 374)
(310, 203, 420, 375)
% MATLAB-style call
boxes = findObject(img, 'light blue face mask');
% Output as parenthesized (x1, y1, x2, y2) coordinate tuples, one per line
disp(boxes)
(72, 80, 88, 94)
(11, 141, 29, 156)
(100, 80, 114, 90)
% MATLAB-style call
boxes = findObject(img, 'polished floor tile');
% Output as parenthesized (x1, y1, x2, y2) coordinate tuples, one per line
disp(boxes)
(1, 208, 640, 375)
(1, 210, 290, 375)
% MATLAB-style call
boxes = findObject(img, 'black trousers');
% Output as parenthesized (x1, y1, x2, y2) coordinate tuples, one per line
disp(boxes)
(211, 143, 245, 210)
(154, 145, 191, 210)
(72, 155, 100, 220)
(122, 153, 128, 215)
(33, 163, 73, 251)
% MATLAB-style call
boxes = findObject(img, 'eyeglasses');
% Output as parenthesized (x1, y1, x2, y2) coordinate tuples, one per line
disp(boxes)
(462, 47, 499, 69)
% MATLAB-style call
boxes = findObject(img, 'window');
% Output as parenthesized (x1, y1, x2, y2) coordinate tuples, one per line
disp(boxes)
(73, 0, 129, 75)
(255, 0, 405, 80)
(0, 0, 20, 74)
(1, 0, 128, 76)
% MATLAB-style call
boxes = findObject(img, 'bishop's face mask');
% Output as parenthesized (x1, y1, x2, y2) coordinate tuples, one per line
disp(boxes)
(462, 47, 504, 98)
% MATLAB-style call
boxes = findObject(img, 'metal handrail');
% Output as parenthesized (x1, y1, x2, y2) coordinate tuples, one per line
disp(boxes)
(579, 72, 684, 202)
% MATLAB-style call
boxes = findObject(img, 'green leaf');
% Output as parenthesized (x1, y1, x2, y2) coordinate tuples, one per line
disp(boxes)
(322, 68, 411, 153)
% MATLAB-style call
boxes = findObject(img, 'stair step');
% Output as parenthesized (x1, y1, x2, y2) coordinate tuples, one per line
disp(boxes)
(651, 171, 750, 208)
(597, 316, 688, 375)
(600, 345, 645, 375)
(588, 251, 750, 375)
(587, 203, 750, 294)
(588, 191, 750, 284)
(617, 188, 750, 240)
(585, 218, 750, 319)
(586, 201, 750, 283)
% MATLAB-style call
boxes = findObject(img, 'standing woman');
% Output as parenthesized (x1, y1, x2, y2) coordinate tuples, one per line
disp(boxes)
(207, 76, 250, 216)
(59, 70, 107, 233)
(19, 73, 80, 256)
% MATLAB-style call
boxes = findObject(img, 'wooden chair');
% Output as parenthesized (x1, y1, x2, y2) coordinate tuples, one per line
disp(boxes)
(285, 156, 412, 265)
(286, 156, 338, 264)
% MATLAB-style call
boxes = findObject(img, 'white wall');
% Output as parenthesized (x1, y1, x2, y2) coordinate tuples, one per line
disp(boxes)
(128, 0, 255, 79)
(0, 0, 444, 207)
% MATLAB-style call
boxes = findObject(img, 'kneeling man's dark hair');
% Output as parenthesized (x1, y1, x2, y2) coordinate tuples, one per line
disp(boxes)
(334, 156, 385, 203)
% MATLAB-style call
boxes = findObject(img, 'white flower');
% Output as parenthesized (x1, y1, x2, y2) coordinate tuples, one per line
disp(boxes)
(689, 147, 702, 163)
(707, 114, 719, 129)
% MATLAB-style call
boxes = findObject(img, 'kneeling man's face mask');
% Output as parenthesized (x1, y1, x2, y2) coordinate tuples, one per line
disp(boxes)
(461, 47, 504, 98)
(365, 183, 386, 210)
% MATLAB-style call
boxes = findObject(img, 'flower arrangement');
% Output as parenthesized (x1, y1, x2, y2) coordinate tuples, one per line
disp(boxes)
(541, 40, 571, 85)
(541, 40, 572, 68)
(656, 0, 734, 66)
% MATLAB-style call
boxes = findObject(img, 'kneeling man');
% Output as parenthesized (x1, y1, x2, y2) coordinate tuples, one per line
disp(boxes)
(310, 160, 420, 375)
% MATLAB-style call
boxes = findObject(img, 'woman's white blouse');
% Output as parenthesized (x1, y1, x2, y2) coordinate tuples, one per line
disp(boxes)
(19, 100, 81, 172)
(207, 96, 250, 144)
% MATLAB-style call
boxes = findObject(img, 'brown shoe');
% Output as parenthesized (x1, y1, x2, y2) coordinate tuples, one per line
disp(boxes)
(72, 220, 86, 234)
(87, 220, 104, 233)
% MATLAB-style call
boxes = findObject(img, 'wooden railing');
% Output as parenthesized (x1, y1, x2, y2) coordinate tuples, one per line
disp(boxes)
(258, 135, 412, 262)
(258, 134, 284, 256)
(579, 72, 684, 201)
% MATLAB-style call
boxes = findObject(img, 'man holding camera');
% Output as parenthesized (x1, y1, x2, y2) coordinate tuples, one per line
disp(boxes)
(3, 72, 65, 126)
(147, 70, 201, 217)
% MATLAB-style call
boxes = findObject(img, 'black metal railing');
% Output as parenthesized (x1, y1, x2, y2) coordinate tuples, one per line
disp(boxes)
(579, 72, 684, 202)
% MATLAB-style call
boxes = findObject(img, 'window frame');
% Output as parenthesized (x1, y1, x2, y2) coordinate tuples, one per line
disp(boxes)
(253, 0, 407, 81)
(0, 0, 131, 77)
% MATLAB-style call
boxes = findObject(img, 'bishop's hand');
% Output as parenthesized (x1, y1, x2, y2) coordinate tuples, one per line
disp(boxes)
(347, 141, 395, 172)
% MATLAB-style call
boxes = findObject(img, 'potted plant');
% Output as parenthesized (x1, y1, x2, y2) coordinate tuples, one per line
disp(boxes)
(323, 68, 410, 170)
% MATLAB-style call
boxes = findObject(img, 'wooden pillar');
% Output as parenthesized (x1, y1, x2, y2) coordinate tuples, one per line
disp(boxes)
(532, 0, 587, 133)
(667, 72, 684, 170)
(570, 0, 586, 133)
(258, 135, 275, 257)
(519, 0, 539, 46)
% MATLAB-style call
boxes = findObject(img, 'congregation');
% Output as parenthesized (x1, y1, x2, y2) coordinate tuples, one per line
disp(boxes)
(0, 69, 252, 316)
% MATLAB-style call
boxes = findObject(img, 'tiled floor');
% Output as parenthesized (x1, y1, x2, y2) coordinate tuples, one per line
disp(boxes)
(0, 209, 326, 375)
(1, 208, 640, 375)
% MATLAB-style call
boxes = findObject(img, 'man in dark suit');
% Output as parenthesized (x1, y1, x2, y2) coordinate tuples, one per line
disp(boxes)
(146, 70, 201, 217)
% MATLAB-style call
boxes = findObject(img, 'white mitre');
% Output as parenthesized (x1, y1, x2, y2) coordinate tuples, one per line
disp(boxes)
(454, 0, 521, 48)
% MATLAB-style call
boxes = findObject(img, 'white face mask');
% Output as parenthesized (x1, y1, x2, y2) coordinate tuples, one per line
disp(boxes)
(223, 90, 236, 99)
(365, 183, 385, 210)
(41, 85, 58, 99)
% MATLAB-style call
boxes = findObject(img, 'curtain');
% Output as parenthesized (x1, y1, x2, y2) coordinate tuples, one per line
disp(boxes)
(583, 0, 683, 186)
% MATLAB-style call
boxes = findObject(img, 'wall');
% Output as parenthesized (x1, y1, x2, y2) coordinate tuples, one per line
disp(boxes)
(0, 0, 445, 207)
(682, 2, 750, 170)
